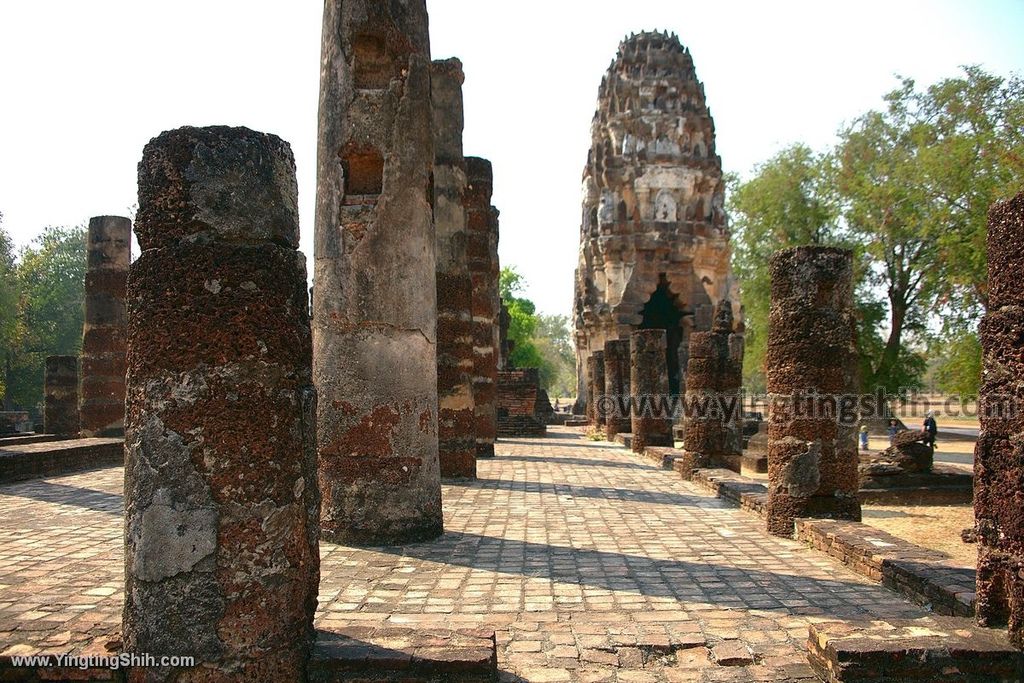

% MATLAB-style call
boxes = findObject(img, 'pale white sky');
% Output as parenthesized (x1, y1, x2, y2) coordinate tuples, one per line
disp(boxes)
(1, 1, 1022, 318)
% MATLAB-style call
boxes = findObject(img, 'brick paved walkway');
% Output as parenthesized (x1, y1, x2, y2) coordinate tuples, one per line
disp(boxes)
(0, 427, 932, 681)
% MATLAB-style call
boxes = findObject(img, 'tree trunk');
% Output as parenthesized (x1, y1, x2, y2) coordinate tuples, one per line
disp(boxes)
(872, 295, 906, 391)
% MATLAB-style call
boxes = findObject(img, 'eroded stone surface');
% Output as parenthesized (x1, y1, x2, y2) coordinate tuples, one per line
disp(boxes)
(573, 31, 740, 413)
(313, 0, 443, 544)
(681, 301, 742, 472)
(603, 339, 631, 441)
(124, 125, 319, 679)
(630, 329, 673, 452)
(80, 216, 130, 438)
(433, 58, 477, 480)
(974, 189, 1024, 646)
(466, 157, 501, 460)
(765, 247, 861, 537)
(43, 355, 78, 437)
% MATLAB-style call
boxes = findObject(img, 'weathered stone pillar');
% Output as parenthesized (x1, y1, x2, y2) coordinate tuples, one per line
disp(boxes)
(682, 301, 742, 472)
(432, 58, 476, 479)
(765, 246, 860, 537)
(124, 126, 319, 678)
(585, 355, 597, 425)
(466, 157, 500, 459)
(975, 190, 1024, 645)
(630, 330, 673, 452)
(603, 339, 631, 441)
(313, 0, 442, 544)
(80, 215, 129, 437)
(591, 350, 605, 430)
(43, 355, 78, 436)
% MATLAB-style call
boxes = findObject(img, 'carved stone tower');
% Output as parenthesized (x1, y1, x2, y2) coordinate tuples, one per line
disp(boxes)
(573, 31, 739, 409)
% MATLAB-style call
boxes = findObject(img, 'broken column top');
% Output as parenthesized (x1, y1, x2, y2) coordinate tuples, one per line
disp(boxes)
(431, 58, 466, 166)
(769, 246, 852, 304)
(87, 216, 131, 270)
(136, 126, 299, 251)
(466, 157, 493, 187)
(712, 298, 734, 334)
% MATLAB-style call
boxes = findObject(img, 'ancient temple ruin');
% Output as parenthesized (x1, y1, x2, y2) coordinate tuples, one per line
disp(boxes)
(432, 58, 477, 479)
(975, 190, 1024, 646)
(312, 0, 443, 545)
(125, 126, 319, 678)
(80, 215, 129, 437)
(573, 31, 739, 411)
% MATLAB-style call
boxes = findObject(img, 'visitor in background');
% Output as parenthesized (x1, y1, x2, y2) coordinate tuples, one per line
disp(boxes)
(923, 411, 938, 448)
(888, 418, 899, 445)
(859, 424, 869, 451)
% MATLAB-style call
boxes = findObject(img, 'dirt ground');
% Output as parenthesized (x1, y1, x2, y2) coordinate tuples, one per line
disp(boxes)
(860, 503, 976, 568)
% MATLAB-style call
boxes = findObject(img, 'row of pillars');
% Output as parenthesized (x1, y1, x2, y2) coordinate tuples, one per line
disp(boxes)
(41, 216, 131, 438)
(118, 0, 505, 677)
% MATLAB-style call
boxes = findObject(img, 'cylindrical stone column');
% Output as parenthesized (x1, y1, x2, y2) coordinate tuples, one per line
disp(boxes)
(314, 0, 442, 544)
(765, 246, 861, 537)
(43, 355, 79, 436)
(975, 190, 1024, 645)
(432, 58, 476, 479)
(585, 355, 597, 425)
(124, 126, 319, 679)
(604, 339, 631, 440)
(466, 157, 500, 459)
(630, 329, 673, 452)
(80, 215, 130, 437)
(682, 301, 742, 472)
(591, 350, 606, 430)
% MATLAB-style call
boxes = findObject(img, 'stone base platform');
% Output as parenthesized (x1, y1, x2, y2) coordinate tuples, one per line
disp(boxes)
(741, 451, 767, 474)
(311, 627, 497, 682)
(612, 432, 632, 449)
(808, 617, 1023, 682)
(796, 519, 976, 617)
(0, 434, 71, 447)
(0, 628, 498, 682)
(858, 465, 973, 505)
(687, 467, 768, 517)
(0, 438, 123, 484)
(639, 446, 682, 470)
(563, 417, 588, 427)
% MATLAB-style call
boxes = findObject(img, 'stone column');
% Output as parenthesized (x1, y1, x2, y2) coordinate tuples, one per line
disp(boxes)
(630, 329, 673, 452)
(975, 191, 1024, 645)
(314, 0, 442, 544)
(682, 301, 742, 472)
(43, 355, 78, 436)
(466, 157, 500, 459)
(603, 339, 631, 441)
(765, 246, 860, 537)
(124, 126, 319, 678)
(585, 355, 597, 425)
(432, 58, 476, 479)
(591, 350, 606, 430)
(80, 215, 130, 437)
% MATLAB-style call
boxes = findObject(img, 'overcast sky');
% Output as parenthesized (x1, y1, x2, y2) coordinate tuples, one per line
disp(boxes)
(1, 1, 1022, 318)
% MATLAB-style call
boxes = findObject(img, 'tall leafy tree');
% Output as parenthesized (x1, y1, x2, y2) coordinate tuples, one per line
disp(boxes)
(728, 144, 844, 391)
(0, 213, 19, 407)
(6, 225, 87, 409)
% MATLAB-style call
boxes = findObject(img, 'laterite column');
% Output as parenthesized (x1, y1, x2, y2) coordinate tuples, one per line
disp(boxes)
(123, 126, 319, 678)
(630, 329, 673, 452)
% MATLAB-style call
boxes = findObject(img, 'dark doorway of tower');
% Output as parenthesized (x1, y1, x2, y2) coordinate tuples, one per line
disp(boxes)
(638, 274, 687, 397)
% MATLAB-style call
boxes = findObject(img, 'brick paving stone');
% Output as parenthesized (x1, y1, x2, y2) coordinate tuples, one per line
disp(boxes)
(0, 426, 937, 680)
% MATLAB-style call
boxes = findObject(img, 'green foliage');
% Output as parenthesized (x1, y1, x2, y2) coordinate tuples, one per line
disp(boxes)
(0, 214, 18, 402)
(932, 330, 982, 396)
(731, 66, 1023, 395)
(4, 225, 87, 409)
(499, 266, 575, 396)
(727, 145, 847, 391)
